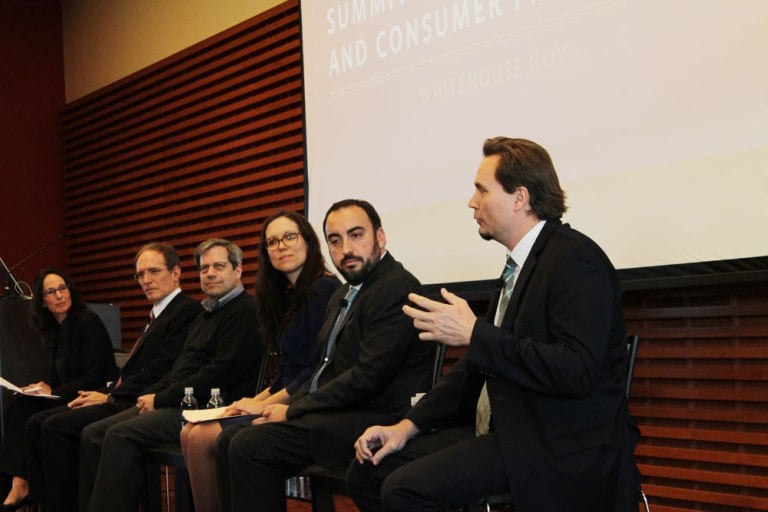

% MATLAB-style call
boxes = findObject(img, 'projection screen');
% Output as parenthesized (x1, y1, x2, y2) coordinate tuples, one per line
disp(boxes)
(301, 0, 768, 284)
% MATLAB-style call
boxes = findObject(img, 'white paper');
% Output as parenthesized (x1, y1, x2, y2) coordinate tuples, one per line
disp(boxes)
(0, 376, 60, 399)
(182, 407, 260, 424)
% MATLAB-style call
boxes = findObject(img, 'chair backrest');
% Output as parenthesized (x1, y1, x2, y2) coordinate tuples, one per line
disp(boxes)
(431, 343, 447, 387)
(624, 334, 651, 512)
(625, 334, 640, 399)
(256, 349, 270, 393)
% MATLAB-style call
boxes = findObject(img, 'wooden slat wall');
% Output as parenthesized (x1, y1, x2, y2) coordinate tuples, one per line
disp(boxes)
(624, 281, 768, 512)
(60, 0, 303, 343)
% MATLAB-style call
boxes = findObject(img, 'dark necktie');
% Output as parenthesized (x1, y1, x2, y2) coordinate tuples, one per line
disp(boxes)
(477, 256, 518, 435)
(114, 311, 154, 389)
(494, 256, 518, 326)
(309, 287, 359, 392)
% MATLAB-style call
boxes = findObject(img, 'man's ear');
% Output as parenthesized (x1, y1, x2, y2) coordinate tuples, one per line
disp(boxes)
(513, 186, 530, 210)
(376, 227, 387, 249)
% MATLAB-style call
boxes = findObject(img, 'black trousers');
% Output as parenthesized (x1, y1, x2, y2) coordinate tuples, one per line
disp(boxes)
(79, 407, 181, 512)
(0, 395, 64, 478)
(216, 418, 317, 512)
(216, 411, 398, 512)
(28, 401, 129, 512)
(345, 426, 510, 512)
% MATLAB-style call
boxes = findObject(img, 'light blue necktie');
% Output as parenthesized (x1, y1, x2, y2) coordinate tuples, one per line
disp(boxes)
(309, 286, 359, 392)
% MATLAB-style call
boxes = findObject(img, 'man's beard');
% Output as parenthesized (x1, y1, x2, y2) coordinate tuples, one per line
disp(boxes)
(337, 241, 382, 285)
(478, 227, 493, 241)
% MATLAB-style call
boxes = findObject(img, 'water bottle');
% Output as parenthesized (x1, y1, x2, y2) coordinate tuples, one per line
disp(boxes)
(207, 387, 225, 409)
(180, 386, 198, 427)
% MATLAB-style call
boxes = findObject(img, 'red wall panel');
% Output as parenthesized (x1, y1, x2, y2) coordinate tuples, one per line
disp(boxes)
(0, 0, 67, 287)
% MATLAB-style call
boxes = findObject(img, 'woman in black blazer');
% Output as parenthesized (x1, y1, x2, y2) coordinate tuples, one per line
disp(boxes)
(0, 269, 117, 511)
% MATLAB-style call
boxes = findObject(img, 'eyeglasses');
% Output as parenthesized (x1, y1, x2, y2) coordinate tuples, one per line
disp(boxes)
(133, 267, 169, 281)
(266, 232, 300, 251)
(200, 261, 231, 274)
(42, 284, 70, 297)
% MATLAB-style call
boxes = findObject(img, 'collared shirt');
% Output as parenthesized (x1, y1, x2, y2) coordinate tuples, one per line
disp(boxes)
(201, 284, 244, 312)
(152, 287, 181, 319)
(494, 220, 546, 321)
(508, 220, 546, 286)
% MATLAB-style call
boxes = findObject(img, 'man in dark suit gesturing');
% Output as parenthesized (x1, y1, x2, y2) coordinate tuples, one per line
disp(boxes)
(216, 199, 434, 512)
(27, 243, 201, 511)
(347, 138, 635, 511)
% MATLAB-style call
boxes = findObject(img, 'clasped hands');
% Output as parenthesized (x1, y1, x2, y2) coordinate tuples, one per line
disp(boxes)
(68, 390, 108, 409)
(354, 420, 419, 466)
(402, 288, 476, 346)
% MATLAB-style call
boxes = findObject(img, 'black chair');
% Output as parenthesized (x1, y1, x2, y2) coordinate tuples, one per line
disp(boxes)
(145, 445, 190, 512)
(300, 343, 448, 512)
(626, 335, 651, 512)
(144, 351, 270, 512)
(476, 334, 650, 512)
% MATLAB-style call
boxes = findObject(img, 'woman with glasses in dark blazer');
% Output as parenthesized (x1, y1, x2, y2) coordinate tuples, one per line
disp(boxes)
(0, 269, 117, 511)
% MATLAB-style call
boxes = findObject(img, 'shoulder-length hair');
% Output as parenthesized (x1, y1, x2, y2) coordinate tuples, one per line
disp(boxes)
(29, 268, 86, 338)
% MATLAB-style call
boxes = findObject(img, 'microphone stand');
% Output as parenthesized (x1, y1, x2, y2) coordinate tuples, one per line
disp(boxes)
(0, 257, 27, 299)
(9, 232, 68, 273)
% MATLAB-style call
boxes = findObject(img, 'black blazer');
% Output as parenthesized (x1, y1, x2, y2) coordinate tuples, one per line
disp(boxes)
(408, 220, 629, 510)
(287, 252, 435, 467)
(108, 292, 202, 403)
(47, 309, 118, 402)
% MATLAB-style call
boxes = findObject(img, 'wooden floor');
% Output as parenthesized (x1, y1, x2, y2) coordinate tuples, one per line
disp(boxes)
(287, 496, 359, 512)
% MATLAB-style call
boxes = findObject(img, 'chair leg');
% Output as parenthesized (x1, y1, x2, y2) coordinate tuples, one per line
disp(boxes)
(310, 483, 337, 512)
(145, 462, 162, 512)
(173, 465, 194, 512)
(163, 466, 171, 512)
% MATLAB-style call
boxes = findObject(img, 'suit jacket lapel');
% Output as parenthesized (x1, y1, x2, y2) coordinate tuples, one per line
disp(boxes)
(126, 315, 155, 363)
(127, 293, 178, 362)
(317, 286, 347, 348)
(500, 219, 561, 328)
